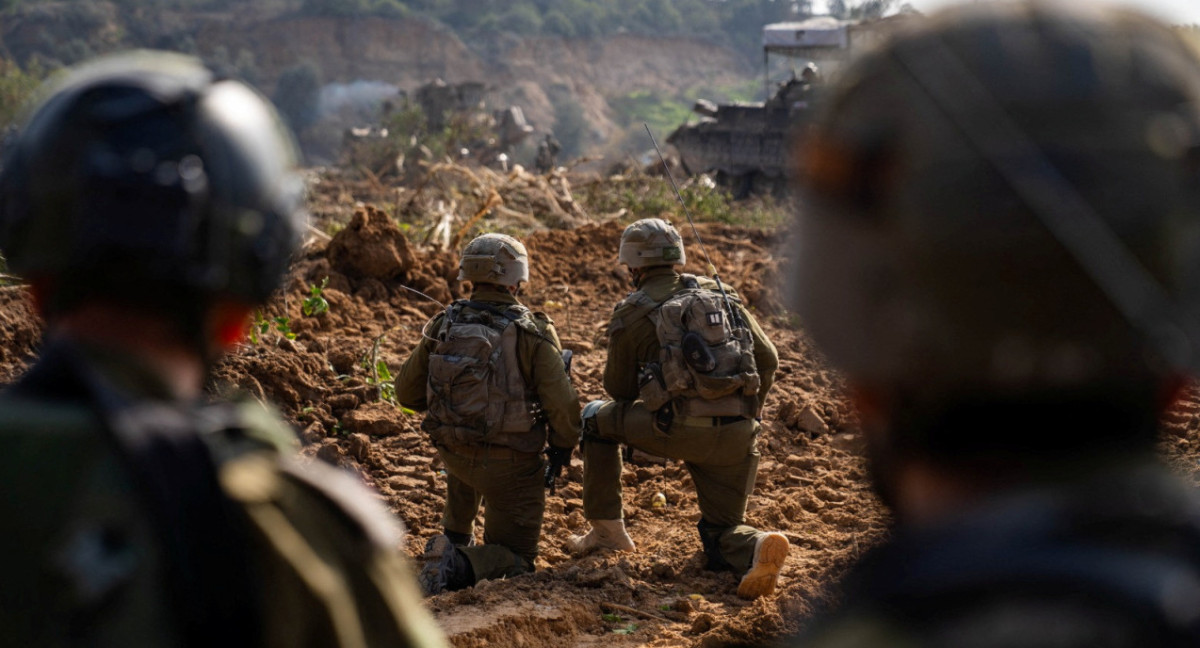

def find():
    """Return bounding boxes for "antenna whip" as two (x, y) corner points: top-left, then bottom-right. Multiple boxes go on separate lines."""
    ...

(643, 123), (745, 328)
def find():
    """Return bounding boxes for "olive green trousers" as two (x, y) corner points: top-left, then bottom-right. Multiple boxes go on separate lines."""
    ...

(438, 445), (545, 583)
(584, 400), (764, 573)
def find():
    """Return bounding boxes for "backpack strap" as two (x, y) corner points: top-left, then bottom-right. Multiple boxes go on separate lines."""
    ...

(13, 341), (261, 648)
(461, 300), (526, 322)
(609, 290), (661, 335)
(459, 299), (560, 346)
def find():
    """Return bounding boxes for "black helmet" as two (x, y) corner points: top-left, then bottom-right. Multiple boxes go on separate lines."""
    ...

(0, 50), (305, 313)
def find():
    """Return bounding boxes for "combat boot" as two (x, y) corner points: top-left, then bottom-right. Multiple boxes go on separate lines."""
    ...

(736, 532), (789, 599)
(419, 534), (474, 596)
(566, 519), (636, 553)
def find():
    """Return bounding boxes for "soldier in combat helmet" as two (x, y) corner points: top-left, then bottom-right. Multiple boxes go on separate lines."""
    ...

(568, 218), (788, 599)
(789, 2), (1200, 646)
(0, 51), (445, 647)
(396, 233), (580, 596)
(535, 133), (561, 174)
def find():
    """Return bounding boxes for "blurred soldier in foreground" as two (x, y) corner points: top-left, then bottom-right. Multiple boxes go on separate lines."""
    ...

(0, 52), (445, 647)
(790, 2), (1200, 645)
(396, 233), (580, 596)
(569, 218), (786, 599)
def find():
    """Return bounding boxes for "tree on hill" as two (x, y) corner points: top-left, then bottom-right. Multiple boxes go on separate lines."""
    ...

(1, 0), (819, 65)
(0, 59), (47, 130)
(272, 61), (322, 133)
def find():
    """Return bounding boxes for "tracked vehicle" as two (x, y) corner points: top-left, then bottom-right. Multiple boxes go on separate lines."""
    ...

(667, 17), (891, 195)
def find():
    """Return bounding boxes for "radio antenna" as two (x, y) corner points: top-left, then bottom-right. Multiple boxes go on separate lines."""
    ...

(643, 123), (744, 328)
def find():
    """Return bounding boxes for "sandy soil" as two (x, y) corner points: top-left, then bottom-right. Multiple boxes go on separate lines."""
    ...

(2, 170), (1198, 647)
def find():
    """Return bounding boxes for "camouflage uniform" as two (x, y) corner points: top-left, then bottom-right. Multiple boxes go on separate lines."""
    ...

(396, 286), (581, 584)
(786, 1), (1200, 645)
(0, 340), (446, 648)
(585, 266), (778, 573)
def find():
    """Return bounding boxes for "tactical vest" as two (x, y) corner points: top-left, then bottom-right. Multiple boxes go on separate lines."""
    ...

(626, 275), (760, 419)
(424, 300), (543, 453)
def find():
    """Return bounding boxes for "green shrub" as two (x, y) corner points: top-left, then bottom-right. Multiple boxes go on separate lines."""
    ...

(273, 61), (322, 132)
(0, 58), (47, 130)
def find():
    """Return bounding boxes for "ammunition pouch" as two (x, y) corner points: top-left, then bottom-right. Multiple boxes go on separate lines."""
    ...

(637, 361), (672, 412)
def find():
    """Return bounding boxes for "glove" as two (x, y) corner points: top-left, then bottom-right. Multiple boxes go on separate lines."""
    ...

(544, 445), (573, 494)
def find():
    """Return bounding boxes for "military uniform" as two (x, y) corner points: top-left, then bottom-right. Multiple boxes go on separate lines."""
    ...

(0, 339), (446, 648)
(396, 286), (581, 583)
(585, 266), (778, 573)
(793, 460), (1200, 648)
(785, 1), (1200, 645)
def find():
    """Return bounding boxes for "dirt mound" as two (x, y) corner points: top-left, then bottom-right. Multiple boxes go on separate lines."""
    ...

(327, 205), (417, 280)
(0, 286), (41, 385)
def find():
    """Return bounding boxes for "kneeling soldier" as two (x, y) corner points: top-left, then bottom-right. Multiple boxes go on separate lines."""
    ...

(570, 218), (788, 599)
(396, 233), (580, 595)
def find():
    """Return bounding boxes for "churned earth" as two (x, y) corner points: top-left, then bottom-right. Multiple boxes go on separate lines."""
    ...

(1, 166), (1198, 647)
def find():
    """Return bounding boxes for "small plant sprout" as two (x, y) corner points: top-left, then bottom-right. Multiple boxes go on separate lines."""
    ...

(374, 359), (398, 404)
(273, 316), (296, 340)
(248, 310), (269, 345)
(303, 276), (330, 316)
(362, 334), (397, 404)
(247, 311), (296, 344)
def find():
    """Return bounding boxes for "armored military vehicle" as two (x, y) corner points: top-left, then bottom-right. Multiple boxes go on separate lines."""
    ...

(666, 17), (863, 195)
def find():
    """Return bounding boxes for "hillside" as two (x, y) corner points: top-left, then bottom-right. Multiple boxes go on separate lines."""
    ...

(1, 3), (756, 160)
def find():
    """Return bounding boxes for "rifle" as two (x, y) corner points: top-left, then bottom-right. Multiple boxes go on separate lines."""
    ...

(643, 123), (746, 330)
(543, 348), (574, 494)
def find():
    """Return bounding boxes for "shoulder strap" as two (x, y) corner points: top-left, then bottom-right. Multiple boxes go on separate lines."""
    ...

(609, 289), (662, 335)
(461, 299), (528, 322)
(14, 342), (261, 648)
(458, 299), (559, 345)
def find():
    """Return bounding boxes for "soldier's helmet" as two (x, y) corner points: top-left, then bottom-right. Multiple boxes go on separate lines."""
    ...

(0, 51), (305, 314)
(792, 1), (1200, 397)
(458, 233), (529, 287)
(619, 218), (685, 268)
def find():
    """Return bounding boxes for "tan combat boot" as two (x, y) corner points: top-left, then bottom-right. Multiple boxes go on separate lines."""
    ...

(566, 519), (636, 553)
(736, 532), (789, 599)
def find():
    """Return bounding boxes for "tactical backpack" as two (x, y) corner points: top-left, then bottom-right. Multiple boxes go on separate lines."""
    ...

(635, 275), (760, 419)
(424, 301), (542, 452)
